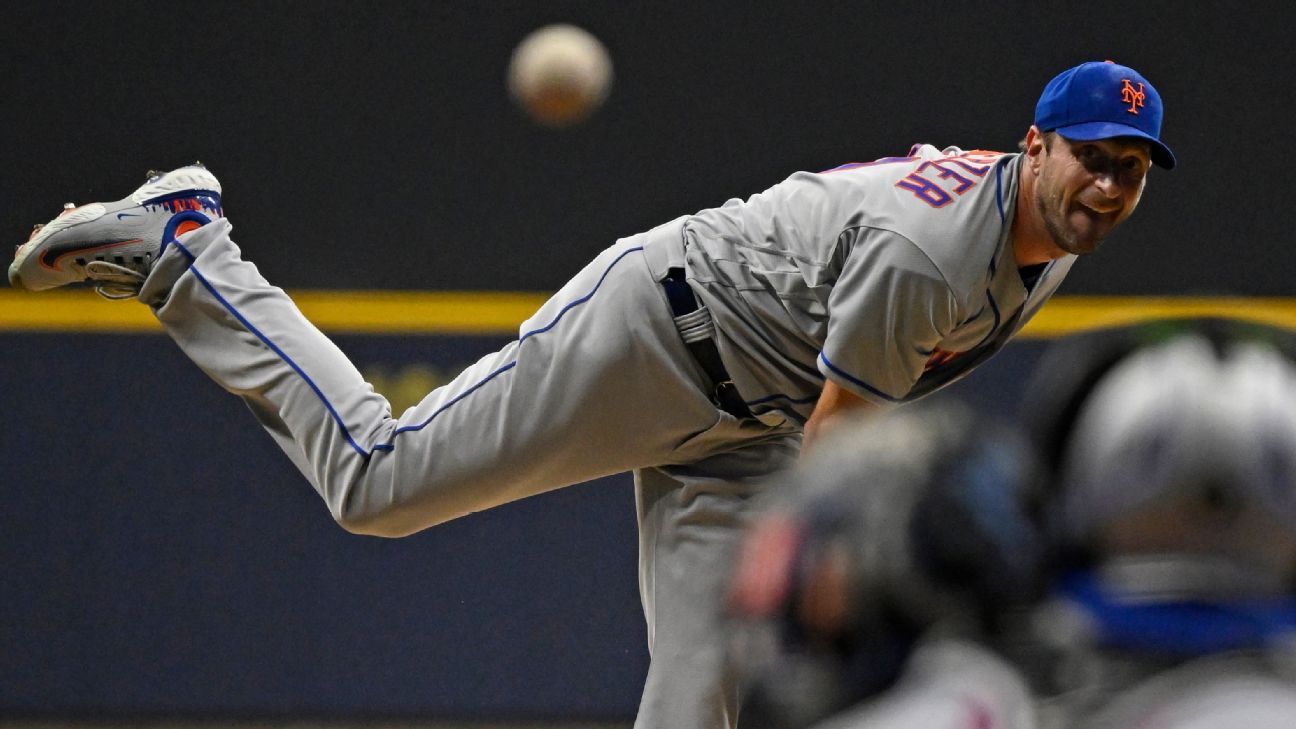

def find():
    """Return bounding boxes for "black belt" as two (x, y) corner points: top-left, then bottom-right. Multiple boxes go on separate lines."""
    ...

(661, 268), (753, 420)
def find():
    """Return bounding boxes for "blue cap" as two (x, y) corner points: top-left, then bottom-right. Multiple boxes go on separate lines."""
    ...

(1035, 61), (1175, 170)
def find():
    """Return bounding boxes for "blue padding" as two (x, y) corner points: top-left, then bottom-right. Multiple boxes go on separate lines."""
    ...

(1058, 570), (1296, 656)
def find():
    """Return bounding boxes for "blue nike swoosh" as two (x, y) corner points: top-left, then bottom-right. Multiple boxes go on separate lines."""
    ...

(116, 212), (142, 220)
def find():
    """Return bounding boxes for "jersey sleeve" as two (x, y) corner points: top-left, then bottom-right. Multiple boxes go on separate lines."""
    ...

(817, 230), (961, 404)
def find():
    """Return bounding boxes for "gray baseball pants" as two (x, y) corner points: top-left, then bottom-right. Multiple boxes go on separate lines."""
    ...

(139, 218), (801, 729)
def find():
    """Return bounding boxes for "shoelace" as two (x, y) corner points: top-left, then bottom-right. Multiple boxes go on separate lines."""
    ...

(84, 260), (146, 300)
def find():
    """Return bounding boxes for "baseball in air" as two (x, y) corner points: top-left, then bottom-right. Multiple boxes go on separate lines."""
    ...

(508, 24), (613, 128)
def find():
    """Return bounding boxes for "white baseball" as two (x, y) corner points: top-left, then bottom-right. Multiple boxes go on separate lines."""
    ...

(508, 24), (613, 127)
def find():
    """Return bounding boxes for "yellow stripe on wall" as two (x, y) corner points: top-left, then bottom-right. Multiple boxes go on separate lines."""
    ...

(1017, 297), (1296, 338)
(0, 289), (549, 335)
(1, 289), (1293, 337)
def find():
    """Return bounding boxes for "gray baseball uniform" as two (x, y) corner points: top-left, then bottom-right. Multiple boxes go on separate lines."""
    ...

(137, 143), (1067, 729)
(1053, 653), (1296, 729)
(806, 644), (1296, 729)
(683, 144), (1072, 426)
(809, 640), (1037, 729)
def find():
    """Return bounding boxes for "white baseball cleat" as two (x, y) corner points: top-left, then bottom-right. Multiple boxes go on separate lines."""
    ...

(9, 165), (222, 298)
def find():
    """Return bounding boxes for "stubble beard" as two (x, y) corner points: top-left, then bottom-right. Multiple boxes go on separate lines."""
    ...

(1036, 189), (1104, 256)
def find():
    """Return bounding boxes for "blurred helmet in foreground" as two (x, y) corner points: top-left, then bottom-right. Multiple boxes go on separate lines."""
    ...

(1026, 318), (1296, 600)
(726, 403), (1044, 728)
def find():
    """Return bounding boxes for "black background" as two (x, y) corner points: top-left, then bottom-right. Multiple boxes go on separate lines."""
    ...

(2, 1), (1291, 295)
(4, 3), (1292, 719)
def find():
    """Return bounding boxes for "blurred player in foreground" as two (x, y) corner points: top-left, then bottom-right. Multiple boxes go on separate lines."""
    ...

(726, 319), (1296, 728)
(9, 60), (1172, 728)
(1022, 319), (1296, 728)
(725, 403), (1045, 729)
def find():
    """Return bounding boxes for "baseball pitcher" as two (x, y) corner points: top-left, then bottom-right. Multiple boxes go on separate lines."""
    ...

(9, 60), (1173, 728)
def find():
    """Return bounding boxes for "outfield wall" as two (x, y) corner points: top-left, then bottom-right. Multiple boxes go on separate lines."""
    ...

(5, 293), (1290, 721)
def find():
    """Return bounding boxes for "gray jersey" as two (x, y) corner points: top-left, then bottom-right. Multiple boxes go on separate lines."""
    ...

(1043, 652), (1296, 729)
(682, 145), (1074, 424)
(810, 639), (1036, 729)
(810, 644), (1296, 729)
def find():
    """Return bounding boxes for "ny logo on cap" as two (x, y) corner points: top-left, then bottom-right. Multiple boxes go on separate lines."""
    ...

(1120, 79), (1146, 115)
